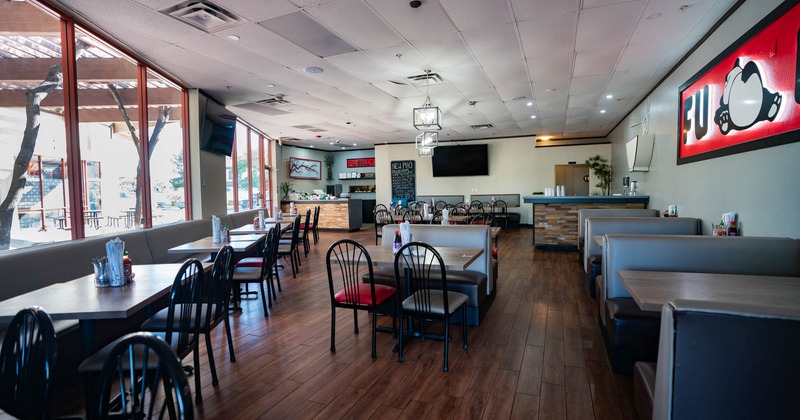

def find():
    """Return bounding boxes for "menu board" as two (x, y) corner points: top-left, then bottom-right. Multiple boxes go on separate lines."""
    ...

(391, 160), (416, 203)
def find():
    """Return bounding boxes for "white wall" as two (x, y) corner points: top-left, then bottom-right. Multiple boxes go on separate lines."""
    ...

(375, 137), (611, 224)
(606, 0), (800, 238)
(328, 149), (377, 200)
(276, 145), (328, 195)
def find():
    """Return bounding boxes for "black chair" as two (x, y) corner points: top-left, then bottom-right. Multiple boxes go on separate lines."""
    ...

(0, 306), (57, 420)
(469, 200), (483, 214)
(311, 205), (320, 244)
(277, 215), (302, 277)
(430, 210), (443, 225)
(434, 201), (447, 211)
(373, 203), (388, 213)
(408, 201), (423, 212)
(142, 246), (237, 387)
(232, 228), (278, 316)
(401, 209), (422, 223)
(394, 242), (468, 372)
(326, 239), (397, 359)
(300, 209), (312, 257)
(94, 332), (193, 420)
(374, 209), (394, 245)
(492, 199), (508, 229)
(82, 259), (205, 404)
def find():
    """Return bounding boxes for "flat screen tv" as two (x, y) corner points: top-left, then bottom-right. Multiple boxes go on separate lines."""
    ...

(431, 144), (488, 177)
(199, 95), (236, 156)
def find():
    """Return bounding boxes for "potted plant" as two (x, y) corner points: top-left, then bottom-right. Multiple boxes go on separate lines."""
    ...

(324, 154), (335, 180)
(279, 180), (292, 200)
(586, 154), (613, 196)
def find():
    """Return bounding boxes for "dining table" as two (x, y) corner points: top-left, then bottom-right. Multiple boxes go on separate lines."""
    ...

(362, 245), (484, 271)
(618, 270), (800, 315)
(167, 234), (264, 255)
(0, 263), (212, 357)
(230, 222), (291, 235)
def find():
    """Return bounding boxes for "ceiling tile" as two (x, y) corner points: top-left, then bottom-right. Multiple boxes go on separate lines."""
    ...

(569, 75), (609, 96)
(439, 0), (514, 31)
(573, 49), (621, 77)
(482, 60), (531, 87)
(181, 35), (283, 74)
(511, 0), (579, 21)
(365, 43), (429, 78)
(413, 32), (477, 70)
(528, 53), (573, 84)
(462, 23), (522, 65)
(305, 0), (404, 50)
(575, 1), (645, 51)
(366, 0), (459, 42)
(216, 23), (319, 68)
(324, 51), (396, 83)
(518, 12), (577, 58)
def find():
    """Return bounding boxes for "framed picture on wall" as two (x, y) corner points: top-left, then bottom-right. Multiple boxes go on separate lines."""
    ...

(289, 157), (321, 180)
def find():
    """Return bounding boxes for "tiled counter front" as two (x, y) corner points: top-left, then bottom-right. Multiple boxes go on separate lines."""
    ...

(523, 196), (649, 249)
(281, 199), (362, 231)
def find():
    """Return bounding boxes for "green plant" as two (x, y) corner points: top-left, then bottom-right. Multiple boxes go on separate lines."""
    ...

(585, 154), (613, 195)
(323, 154), (335, 179)
(279, 180), (292, 198)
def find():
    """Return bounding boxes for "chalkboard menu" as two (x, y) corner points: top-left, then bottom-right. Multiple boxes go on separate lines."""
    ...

(391, 160), (416, 203)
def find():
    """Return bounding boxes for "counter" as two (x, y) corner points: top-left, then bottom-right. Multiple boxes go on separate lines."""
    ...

(523, 195), (650, 250)
(281, 198), (362, 231)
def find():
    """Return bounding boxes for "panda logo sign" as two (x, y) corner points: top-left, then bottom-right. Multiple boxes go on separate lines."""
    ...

(713, 58), (783, 135)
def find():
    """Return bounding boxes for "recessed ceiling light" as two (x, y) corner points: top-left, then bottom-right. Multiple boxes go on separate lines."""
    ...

(226, 34), (241, 41)
(600, 109), (607, 113)
(530, 115), (537, 119)
(304, 66), (324, 74)
(310, 145), (315, 148)
(329, 142), (334, 145)
(341, 147), (345, 150)
(266, 83), (276, 88)
(605, 94), (613, 99)
(646, 12), (662, 20)
(545, 88), (556, 92)
(526, 101), (533, 107)
(539, 136), (550, 141)
(512, 96), (527, 101)
(352, 143), (357, 146)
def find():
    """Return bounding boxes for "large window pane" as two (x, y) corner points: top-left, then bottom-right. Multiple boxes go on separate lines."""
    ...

(0, 1), (70, 250)
(147, 70), (185, 226)
(75, 27), (141, 236)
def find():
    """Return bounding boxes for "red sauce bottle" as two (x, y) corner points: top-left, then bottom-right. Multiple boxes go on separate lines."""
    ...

(123, 251), (133, 283)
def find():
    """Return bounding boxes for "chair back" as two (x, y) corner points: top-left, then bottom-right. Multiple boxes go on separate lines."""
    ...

(96, 332), (193, 419)
(287, 215), (302, 250)
(0, 306), (57, 420)
(261, 227), (280, 279)
(430, 211), (443, 225)
(452, 206), (467, 216)
(469, 200), (483, 214)
(313, 206), (320, 227)
(301, 209), (311, 239)
(374, 209), (393, 244)
(402, 209), (422, 223)
(374, 203), (388, 213)
(326, 239), (376, 306)
(165, 259), (204, 357)
(409, 201), (423, 212)
(206, 246), (234, 327)
(394, 242), (448, 314)
(434, 201), (447, 210)
(492, 200), (507, 215)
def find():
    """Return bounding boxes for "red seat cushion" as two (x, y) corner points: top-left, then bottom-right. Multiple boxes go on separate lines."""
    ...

(334, 283), (396, 306)
(235, 257), (262, 268)
(491, 247), (498, 257)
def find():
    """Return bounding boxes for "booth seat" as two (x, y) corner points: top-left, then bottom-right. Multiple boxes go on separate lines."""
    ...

(635, 300), (800, 420)
(584, 217), (700, 297)
(598, 234), (800, 373)
(371, 224), (495, 326)
(577, 208), (659, 260)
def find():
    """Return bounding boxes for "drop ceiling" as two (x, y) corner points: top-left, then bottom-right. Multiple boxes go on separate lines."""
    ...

(49, 0), (737, 150)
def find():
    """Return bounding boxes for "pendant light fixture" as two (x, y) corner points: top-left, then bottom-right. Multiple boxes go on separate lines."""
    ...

(413, 69), (442, 131)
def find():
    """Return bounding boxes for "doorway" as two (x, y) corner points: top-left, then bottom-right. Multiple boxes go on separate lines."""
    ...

(555, 164), (590, 196)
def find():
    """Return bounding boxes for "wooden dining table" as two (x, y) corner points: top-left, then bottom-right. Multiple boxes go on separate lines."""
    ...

(0, 263), (212, 356)
(230, 222), (291, 235)
(167, 235), (264, 254)
(618, 270), (800, 314)
(362, 245), (484, 271)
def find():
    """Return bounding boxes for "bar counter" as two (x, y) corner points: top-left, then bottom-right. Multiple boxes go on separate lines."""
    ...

(281, 198), (362, 231)
(523, 195), (650, 249)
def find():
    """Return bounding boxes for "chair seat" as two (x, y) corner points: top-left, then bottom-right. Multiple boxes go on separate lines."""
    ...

(235, 257), (262, 268)
(402, 289), (468, 316)
(141, 304), (216, 332)
(232, 266), (262, 281)
(78, 332), (184, 373)
(334, 283), (396, 306)
(633, 361), (656, 420)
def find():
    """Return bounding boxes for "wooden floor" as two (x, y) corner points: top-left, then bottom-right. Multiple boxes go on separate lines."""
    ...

(185, 227), (636, 419)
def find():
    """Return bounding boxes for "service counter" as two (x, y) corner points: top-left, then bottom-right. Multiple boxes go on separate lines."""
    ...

(281, 198), (362, 231)
(523, 195), (650, 250)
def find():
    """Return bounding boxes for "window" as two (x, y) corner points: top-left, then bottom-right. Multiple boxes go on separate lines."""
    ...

(226, 124), (271, 214)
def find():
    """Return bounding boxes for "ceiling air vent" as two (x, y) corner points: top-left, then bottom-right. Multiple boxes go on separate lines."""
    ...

(397, 72), (445, 87)
(471, 124), (493, 130)
(254, 95), (290, 107)
(161, 1), (241, 33)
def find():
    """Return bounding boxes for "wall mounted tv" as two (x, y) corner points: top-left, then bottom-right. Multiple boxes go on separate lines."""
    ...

(431, 144), (489, 177)
(199, 95), (236, 156)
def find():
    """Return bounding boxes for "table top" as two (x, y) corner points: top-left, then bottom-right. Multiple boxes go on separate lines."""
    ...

(230, 222), (290, 235)
(593, 235), (604, 247)
(0, 263), (211, 323)
(618, 270), (800, 314)
(167, 235), (263, 254)
(363, 246), (483, 271)
(490, 226), (501, 239)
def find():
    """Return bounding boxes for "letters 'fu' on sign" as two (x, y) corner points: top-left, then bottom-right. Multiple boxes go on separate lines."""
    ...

(678, 0), (800, 164)
(391, 160), (415, 204)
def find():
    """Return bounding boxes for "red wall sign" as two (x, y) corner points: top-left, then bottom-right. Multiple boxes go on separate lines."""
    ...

(678, 0), (800, 164)
(347, 157), (375, 168)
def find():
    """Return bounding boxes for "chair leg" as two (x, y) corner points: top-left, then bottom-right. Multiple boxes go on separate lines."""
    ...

(443, 317), (450, 372)
(330, 306), (337, 353)
(205, 332), (219, 386)
(353, 308), (359, 334)
(391, 296), (397, 338)
(397, 312), (404, 363)
(258, 281), (269, 317)
(224, 315), (236, 362)
(462, 306), (468, 350)
(371, 306), (378, 359)
(265, 273), (274, 307)
(194, 343), (203, 403)
(274, 268), (282, 292)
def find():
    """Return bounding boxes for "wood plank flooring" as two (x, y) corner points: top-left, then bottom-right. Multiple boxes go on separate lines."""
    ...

(184, 227), (636, 419)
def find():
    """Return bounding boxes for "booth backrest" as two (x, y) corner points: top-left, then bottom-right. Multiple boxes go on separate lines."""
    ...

(381, 224), (493, 294)
(144, 219), (210, 264)
(578, 208), (660, 245)
(653, 300), (800, 420)
(600, 235), (800, 324)
(585, 217), (699, 272)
